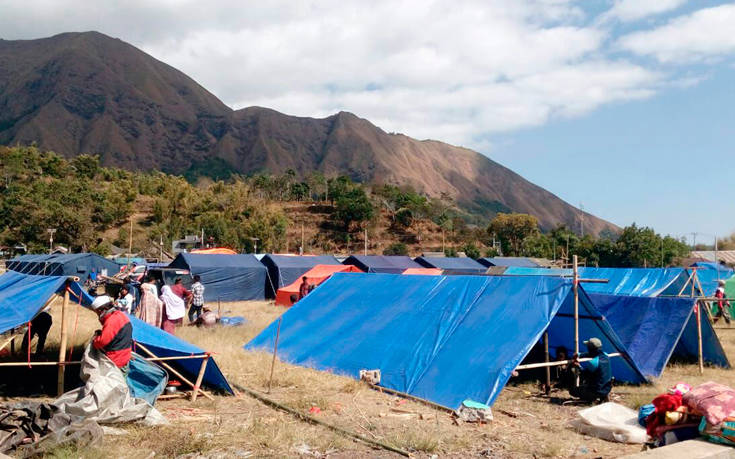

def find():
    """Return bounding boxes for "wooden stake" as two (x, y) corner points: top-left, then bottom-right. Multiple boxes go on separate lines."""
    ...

(134, 342), (214, 401)
(697, 302), (704, 375)
(267, 317), (283, 393)
(191, 354), (210, 402)
(57, 286), (70, 396)
(543, 332), (550, 395)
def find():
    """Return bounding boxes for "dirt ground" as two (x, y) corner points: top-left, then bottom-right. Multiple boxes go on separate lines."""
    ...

(2, 297), (734, 458)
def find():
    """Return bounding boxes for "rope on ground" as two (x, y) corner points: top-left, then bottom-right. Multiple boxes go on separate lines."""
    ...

(231, 382), (410, 457)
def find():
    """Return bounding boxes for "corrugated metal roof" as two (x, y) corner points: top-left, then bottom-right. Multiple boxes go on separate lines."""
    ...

(691, 250), (735, 264)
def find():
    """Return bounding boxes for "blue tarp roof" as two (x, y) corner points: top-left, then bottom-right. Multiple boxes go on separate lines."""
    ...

(414, 257), (486, 273)
(478, 257), (540, 268)
(588, 293), (730, 378)
(245, 273), (645, 409)
(695, 267), (734, 297)
(7, 253), (120, 278)
(169, 253), (267, 302)
(0, 271), (231, 394)
(503, 267), (692, 297)
(260, 255), (341, 297)
(342, 255), (422, 274)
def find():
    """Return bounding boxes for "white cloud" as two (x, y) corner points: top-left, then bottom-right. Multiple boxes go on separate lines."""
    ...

(600, 0), (688, 23)
(618, 4), (735, 62)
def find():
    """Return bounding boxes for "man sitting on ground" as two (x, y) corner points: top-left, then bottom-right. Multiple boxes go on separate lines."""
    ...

(570, 337), (612, 403)
(91, 295), (133, 375)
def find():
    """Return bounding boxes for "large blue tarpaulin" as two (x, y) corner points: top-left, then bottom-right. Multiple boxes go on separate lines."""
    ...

(169, 253), (266, 302)
(588, 293), (730, 378)
(260, 255), (341, 298)
(478, 257), (540, 268)
(414, 257), (486, 274)
(342, 255), (421, 274)
(245, 273), (644, 409)
(694, 266), (734, 297)
(7, 253), (120, 278)
(504, 267), (692, 297)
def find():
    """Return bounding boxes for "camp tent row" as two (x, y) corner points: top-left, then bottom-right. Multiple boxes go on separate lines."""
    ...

(0, 270), (232, 397)
(6, 253), (120, 278)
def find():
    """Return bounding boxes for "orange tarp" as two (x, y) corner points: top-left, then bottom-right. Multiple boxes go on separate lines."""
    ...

(276, 264), (363, 306)
(190, 247), (238, 255)
(402, 268), (443, 275)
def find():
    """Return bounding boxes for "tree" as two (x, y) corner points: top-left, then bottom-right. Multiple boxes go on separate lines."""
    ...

(488, 213), (539, 256)
(383, 242), (408, 256)
(71, 154), (100, 179)
(461, 242), (481, 259)
(333, 187), (374, 230)
(616, 224), (660, 267)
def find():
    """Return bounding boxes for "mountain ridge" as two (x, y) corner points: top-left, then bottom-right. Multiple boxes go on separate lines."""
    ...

(0, 31), (617, 234)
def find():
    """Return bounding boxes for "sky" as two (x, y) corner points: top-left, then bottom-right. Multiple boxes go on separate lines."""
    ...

(1, 0), (734, 240)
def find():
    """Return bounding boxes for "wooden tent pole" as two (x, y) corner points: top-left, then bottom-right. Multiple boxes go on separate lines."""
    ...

(191, 354), (210, 402)
(56, 286), (70, 396)
(134, 342), (214, 401)
(697, 302), (704, 375)
(677, 270), (695, 297)
(516, 353), (622, 371)
(267, 317), (283, 393)
(543, 332), (550, 395)
(573, 255), (579, 357)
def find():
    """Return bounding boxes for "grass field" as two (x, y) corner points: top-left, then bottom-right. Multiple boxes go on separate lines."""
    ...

(3, 297), (734, 458)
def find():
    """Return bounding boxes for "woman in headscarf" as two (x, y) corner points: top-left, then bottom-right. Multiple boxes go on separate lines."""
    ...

(160, 284), (186, 334)
(137, 276), (163, 328)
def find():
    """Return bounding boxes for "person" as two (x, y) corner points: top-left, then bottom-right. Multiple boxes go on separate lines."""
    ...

(160, 285), (185, 334)
(138, 276), (163, 327)
(125, 280), (140, 314)
(171, 278), (192, 302)
(553, 346), (575, 390)
(21, 307), (53, 356)
(90, 295), (133, 375)
(569, 337), (612, 403)
(298, 276), (310, 301)
(189, 307), (219, 327)
(115, 285), (134, 314)
(188, 275), (205, 323)
(713, 280), (732, 325)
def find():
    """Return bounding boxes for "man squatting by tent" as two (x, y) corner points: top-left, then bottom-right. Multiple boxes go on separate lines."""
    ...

(90, 295), (133, 375)
(570, 337), (612, 403)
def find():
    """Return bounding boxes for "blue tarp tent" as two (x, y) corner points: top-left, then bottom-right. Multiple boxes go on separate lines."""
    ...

(0, 271), (232, 394)
(504, 267), (694, 297)
(342, 255), (422, 274)
(7, 253), (120, 278)
(260, 255), (341, 297)
(588, 293), (730, 378)
(245, 273), (645, 409)
(694, 265), (734, 297)
(414, 257), (486, 274)
(169, 253), (266, 302)
(478, 257), (540, 268)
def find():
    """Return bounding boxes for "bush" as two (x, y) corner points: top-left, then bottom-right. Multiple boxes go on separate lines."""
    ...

(383, 242), (408, 256)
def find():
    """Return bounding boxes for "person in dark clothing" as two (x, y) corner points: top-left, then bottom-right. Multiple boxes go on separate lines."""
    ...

(298, 276), (310, 300)
(553, 346), (575, 390)
(569, 337), (612, 403)
(90, 295), (133, 375)
(21, 309), (53, 356)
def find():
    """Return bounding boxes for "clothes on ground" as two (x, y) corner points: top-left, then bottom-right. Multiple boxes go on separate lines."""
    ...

(93, 309), (132, 368)
(21, 310), (53, 356)
(137, 282), (162, 328)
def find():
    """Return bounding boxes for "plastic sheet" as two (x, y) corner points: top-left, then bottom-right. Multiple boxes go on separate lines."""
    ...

(569, 402), (647, 444)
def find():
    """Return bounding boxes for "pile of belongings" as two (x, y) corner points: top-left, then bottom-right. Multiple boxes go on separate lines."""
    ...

(638, 381), (735, 447)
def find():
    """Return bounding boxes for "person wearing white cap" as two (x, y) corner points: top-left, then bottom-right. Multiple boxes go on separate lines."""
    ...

(90, 295), (133, 373)
(569, 337), (612, 403)
(713, 280), (731, 325)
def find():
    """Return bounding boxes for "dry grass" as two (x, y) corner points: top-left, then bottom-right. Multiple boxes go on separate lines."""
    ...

(4, 297), (734, 458)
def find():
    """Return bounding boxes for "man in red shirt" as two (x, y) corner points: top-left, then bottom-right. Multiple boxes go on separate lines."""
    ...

(171, 278), (192, 303)
(91, 295), (133, 374)
(713, 280), (732, 324)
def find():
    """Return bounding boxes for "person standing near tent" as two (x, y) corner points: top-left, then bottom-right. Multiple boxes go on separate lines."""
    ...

(570, 337), (612, 403)
(160, 285), (185, 334)
(20, 306), (52, 357)
(298, 276), (310, 301)
(115, 285), (134, 314)
(713, 280), (732, 325)
(171, 278), (192, 303)
(138, 276), (163, 328)
(188, 275), (205, 323)
(90, 295), (133, 374)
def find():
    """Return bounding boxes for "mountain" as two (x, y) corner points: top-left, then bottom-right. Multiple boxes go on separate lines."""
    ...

(0, 31), (617, 234)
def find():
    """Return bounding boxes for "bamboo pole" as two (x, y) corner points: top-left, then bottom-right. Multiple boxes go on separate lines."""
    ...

(56, 286), (70, 396)
(573, 255), (579, 357)
(267, 317), (283, 393)
(697, 302), (704, 375)
(134, 342), (214, 401)
(368, 382), (453, 413)
(0, 354), (208, 367)
(190, 354), (210, 402)
(677, 270), (696, 296)
(516, 353), (622, 371)
(543, 332), (550, 395)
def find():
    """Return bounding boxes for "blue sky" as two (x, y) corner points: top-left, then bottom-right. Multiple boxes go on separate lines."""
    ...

(1, 0), (734, 239)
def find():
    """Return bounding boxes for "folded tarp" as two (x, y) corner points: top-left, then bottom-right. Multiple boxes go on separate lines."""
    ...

(504, 267), (694, 297)
(588, 294), (730, 378)
(414, 257), (486, 274)
(275, 264), (363, 306)
(245, 273), (645, 409)
(478, 257), (540, 268)
(7, 253), (121, 278)
(168, 253), (267, 301)
(129, 315), (233, 394)
(342, 255), (422, 274)
(402, 268), (443, 275)
(261, 255), (342, 298)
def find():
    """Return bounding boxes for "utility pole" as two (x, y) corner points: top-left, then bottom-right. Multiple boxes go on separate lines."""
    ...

(301, 223), (305, 254)
(47, 228), (56, 254)
(364, 227), (368, 255)
(690, 232), (698, 249)
(250, 237), (260, 254)
(579, 203), (585, 237)
(159, 235), (163, 261)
